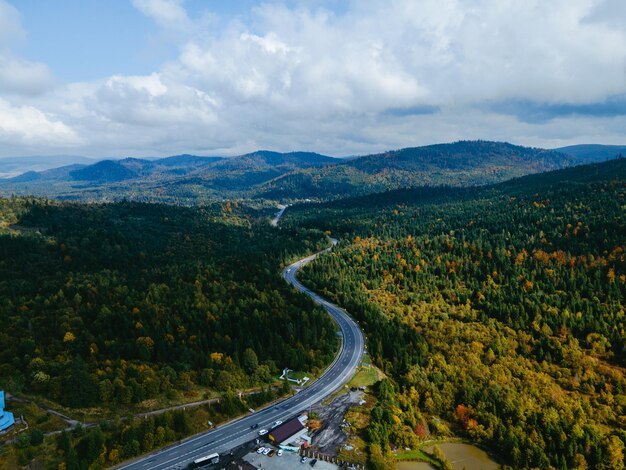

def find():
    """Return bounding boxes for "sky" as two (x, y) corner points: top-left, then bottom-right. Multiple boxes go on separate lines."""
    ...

(0, 0), (625, 158)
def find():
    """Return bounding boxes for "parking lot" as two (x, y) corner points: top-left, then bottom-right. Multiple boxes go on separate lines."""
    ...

(243, 447), (338, 470)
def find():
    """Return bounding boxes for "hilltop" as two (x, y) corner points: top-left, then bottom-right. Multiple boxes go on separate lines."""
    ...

(259, 141), (576, 199)
(556, 144), (626, 163)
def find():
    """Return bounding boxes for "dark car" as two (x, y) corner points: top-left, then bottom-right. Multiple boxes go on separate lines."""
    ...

(250, 423), (259, 429)
(310, 459), (317, 467)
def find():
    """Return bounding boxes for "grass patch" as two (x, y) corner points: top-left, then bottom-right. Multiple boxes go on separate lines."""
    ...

(349, 354), (385, 388)
(396, 449), (440, 464)
(323, 354), (384, 405)
(347, 369), (378, 390)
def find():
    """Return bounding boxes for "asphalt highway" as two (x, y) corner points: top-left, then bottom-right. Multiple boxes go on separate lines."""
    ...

(117, 238), (365, 470)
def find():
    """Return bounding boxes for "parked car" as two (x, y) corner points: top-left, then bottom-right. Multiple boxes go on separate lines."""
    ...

(273, 420), (283, 428)
(300, 456), (308, 463)
(256, 447), (265, 454)
(310, 458), (318, 467)
(263, 448), (271, 455)
(258, 429), (268, 436)
(277, 450), (283, 457)
(268, 450), (276, 457)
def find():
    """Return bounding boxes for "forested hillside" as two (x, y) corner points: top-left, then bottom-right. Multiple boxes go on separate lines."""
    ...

(257, 141), (577, 200)
(0, 151), (337, 204)
(286, 158), (626, 468)
(0, 199), (337, 409)
(557, 144), (626, 163)
(1, 141), (610, 204)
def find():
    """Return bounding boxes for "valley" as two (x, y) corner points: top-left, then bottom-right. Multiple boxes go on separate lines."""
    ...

(2, 2), (626, 468)
(0, 151), (624, 470)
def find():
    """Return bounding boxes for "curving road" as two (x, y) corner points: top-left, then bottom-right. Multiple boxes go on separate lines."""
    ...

(117, 238), (365, 470)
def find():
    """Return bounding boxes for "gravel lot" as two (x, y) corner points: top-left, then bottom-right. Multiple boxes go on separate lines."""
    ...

(244, 447), (338, 470)
(310, 390), (364, 454)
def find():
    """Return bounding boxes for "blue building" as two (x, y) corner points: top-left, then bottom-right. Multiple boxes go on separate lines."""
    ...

(0, 390), (15, 432)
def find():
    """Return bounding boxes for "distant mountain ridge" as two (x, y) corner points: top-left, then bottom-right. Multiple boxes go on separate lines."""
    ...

(4, 151), (335, 184)
(70, 160), (139, 183)
(0, 141), (618, 203)
(257, 141), (577, 199)
(0, 155), (96, 179)
(0, 150), (338, 202)
(555, 144), (626, 163)
(352, 141), (571, 171)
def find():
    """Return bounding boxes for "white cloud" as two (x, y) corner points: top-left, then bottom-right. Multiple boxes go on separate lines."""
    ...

(0, 0), (23, 47)
(240, 32), (291, 55)
(90, 74), (216, 127)
(0, 98), (79, 145)
(2, 0), (626, 157)
(106, 73), (168, 97)
(0, 52), (56, 95)
(0, 1), (56, 97)
(0, 2), (72, 150)
(131, 0), (190, 29)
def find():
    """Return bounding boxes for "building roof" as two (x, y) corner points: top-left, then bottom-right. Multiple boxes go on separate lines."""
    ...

(268, 417), (305, 444)
(0, 390), (15, 432)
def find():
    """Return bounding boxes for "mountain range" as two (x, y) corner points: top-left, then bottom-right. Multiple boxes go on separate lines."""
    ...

(0, 155), (97, 179)
(0, 141), (621, 203)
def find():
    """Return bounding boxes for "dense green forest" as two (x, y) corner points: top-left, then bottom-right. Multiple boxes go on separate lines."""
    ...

(287, 158), (626, 469)
(0, 198), (337, 409)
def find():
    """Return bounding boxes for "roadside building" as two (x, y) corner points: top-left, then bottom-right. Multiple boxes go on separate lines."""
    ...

(268, 416), (311, 447)
(0, 390), (15, 432)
